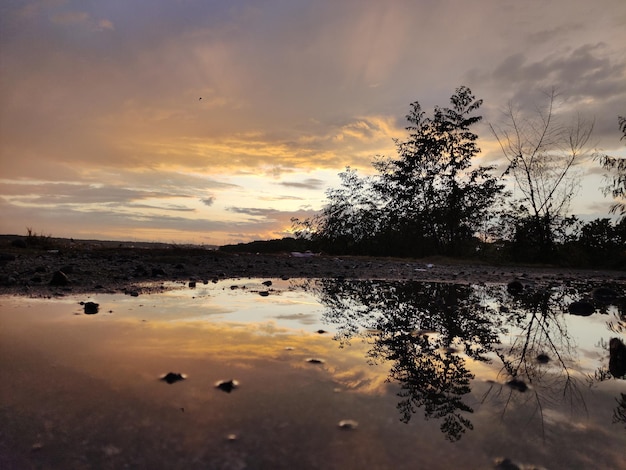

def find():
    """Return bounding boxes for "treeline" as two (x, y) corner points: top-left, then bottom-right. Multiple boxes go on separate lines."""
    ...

(291, 87), (626, 269)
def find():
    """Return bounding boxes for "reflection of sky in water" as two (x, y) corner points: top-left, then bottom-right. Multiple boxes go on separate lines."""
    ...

(120, 279), (331, 332)
(0, 280), (625, 469)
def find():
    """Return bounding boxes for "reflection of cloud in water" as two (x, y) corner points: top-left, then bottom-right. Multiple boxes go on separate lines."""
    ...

(272, 312), (319, 325)
(2, 279), (626, 469)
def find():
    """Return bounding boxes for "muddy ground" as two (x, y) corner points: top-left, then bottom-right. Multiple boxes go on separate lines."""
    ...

(0, 235), (624, 297)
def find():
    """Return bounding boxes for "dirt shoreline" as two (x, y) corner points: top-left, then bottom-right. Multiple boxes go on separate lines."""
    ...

(0, 236), (624, 297)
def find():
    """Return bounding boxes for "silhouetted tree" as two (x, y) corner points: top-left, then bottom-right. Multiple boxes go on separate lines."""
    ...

(294, 86), (504, 257)
(291, 168), (380, 254)
(573, 218), (626, 268)
(491, 89), (594, 261)
(596, 115), (626, 219)
(374, 86), (504, 256)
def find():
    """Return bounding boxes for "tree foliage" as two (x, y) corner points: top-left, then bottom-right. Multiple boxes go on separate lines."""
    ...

(292, 168), (379, 254)
(294, 86), (504, 257)
(373, 86), (504, 256)
(289, 87), (624, 268)
(597, 115), (626, 218)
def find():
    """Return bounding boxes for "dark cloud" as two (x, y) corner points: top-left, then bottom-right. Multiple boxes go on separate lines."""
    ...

(489, 44), (626, 105)
(1, 0), (624, 243)
(0, 182), (190, 205)
(473, 43), (626, 152)
(278, 178), (325, 190)
(125, 203), (195, 212)
(227, 207), (279, 217)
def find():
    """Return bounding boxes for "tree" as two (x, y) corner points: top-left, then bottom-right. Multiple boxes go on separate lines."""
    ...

(291, 167), (380, 254)
(373, 86), (504, 256)
(490, 89), (594, 260)
(596, 116), (626, 219)
(294, 86), (504, 258)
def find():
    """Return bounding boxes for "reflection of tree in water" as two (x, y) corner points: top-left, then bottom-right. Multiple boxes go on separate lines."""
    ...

(483, 283), (587, 439)
(312, 280), (501, 441)
(614, 393), (626, 428)
(309, 279), (604, 440)
(572, 283), (626, 432)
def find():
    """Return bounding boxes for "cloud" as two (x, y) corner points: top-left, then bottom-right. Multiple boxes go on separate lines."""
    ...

(278, 179), (325, 190)
(258, 195), (305, 202)
(1, 0), (625, 243)
(473, 43), (626, 146)
(227, 207), (280, 218)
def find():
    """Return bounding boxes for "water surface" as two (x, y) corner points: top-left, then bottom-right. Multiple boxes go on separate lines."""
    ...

(1, 278), (625, 469)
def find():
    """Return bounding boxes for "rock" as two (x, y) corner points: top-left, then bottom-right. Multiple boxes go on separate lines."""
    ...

(188, 280), (196, 288)
(494, 458), (521, 470)
(568, 301), (594, 316)
(536, 353), (550, 364)
(161, 372), (186, 384)
(215, 379), (239, 393)
(306, 358), (325, 364)
(262, 280), (272, 286)
(337, 419), (358, 430)
(609, 338), (626, 378)
(505, 378), (528, 392)
(506, 281), (524, 295)
(83, 301), (99, 314)
(258, 291), (269, 297)
(592, 287), (619, 303)
(49, 270), (69, 286)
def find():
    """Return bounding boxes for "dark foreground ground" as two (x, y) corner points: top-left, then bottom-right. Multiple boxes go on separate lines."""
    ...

(0, 235), (624, 297)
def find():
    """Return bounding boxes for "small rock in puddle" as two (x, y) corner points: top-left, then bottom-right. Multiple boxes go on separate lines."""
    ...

(592, 287), (619, 303)
(215, 379), (239, 393)
(82, 301), (99, 314)
(316, 329), (327, 334)
(262, 280), (272, 287)
(506, 280), (524, 295)
(338, 419), (358, 430)
(160, 372), (186, 384)
(568, 301), (594, 316)
(609, 337), (626, 378)
(505, 378), (528, 393)
(306, 358), (325, 364)
(494, 457), (521, 470)
(536, 353), (550, 364)
(258, 291), (270, 297)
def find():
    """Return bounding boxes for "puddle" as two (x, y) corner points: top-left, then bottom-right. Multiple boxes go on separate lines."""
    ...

(0, 278), (625, 469)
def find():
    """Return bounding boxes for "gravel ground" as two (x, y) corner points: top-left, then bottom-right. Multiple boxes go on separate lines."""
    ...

(0, 236), (624, 297)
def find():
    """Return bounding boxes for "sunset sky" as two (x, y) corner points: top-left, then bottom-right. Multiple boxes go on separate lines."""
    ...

(1, 0), (625, 245)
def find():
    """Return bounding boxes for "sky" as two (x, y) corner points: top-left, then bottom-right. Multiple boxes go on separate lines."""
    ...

(1, 0), (625, 246)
